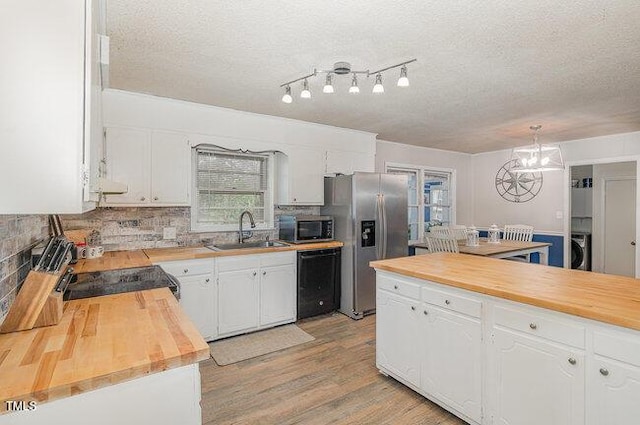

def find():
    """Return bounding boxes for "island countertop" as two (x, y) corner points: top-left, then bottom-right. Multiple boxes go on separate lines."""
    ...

(370, 252), (640, 331)
(0, 288), (210, 413)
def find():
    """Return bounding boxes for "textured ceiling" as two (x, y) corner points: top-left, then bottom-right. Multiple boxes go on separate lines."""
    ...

(106, 0), (640, 153)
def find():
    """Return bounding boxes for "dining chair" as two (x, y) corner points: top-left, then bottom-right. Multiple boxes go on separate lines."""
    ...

(428, 227), (452, 237)
(450, 225), (468, 241)
(503, 224), (534, 261)
(425, 234), (459, 253)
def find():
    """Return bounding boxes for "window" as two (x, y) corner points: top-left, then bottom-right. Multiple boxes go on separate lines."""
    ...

(192, 147), (274, 232)
(386, 163), (455, 243)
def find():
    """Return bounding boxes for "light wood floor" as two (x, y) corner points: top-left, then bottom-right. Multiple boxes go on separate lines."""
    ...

(200, 313), (467, 425)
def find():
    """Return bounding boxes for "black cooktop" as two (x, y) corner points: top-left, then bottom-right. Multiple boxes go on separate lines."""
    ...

(64, 265), (179, 301)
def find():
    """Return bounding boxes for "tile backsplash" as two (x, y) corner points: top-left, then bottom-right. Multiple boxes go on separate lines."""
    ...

(0, 215), (49, 324)
(61, 206), (319, 251)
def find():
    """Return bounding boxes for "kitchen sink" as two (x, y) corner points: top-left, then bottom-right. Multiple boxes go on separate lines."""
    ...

(207, 241), (290, 251)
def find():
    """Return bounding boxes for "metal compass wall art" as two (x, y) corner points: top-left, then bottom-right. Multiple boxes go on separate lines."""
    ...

(495, 159), (543, 203)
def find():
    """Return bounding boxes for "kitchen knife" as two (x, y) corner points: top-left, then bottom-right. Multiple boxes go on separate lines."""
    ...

(46, 238), (65, 272)
(34, 237), (56, 271)
(52, 241), (73, 273)
(55, 268), (74, 293)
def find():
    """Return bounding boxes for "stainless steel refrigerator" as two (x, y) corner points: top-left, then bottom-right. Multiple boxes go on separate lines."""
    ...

(321, 173), (408, 319)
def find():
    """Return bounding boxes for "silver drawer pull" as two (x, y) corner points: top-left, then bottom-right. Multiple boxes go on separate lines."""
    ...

(252, 271), (257, 276)
(183, 269), (189, 274)
(444, 299), (451, 305)
(411, 306), (416, 311)
(568, 358), (576, 365)
(600, 368), (609, 376)
(263, 271), (266, 276)
(423, 310), (428, 315)
(205, 278), (210, 283)
(529, 323), (538, 330)
(394, 285), (398, 290)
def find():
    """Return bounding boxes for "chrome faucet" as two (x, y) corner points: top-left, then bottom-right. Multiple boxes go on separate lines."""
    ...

(238, 210), (256, 243)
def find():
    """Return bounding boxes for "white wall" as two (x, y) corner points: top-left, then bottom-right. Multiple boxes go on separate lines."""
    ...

(375, 140), (474, 226)
(103, 89), (377, 156)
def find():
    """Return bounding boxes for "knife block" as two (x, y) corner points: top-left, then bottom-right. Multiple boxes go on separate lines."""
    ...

(0, 270), (65, 334)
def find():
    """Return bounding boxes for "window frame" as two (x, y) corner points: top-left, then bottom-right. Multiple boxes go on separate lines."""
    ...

(385, 162), (457, 244)
(190, 147), (275, 233)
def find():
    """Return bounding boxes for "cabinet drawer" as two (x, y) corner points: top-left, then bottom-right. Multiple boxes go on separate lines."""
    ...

(260, 251), (295, 267)
(158, 259), (214, 277)
(494, 304), (585, 349)
(377, 274), (421, 300)
(594, 330), (640, 367)
(421, 286), (481, 318)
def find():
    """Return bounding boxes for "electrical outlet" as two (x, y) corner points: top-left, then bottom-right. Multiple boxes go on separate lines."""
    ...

(163, 227), (177, 240)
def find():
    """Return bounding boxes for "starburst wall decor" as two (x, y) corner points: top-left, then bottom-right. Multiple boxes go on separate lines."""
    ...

(495, 159), (543, 203)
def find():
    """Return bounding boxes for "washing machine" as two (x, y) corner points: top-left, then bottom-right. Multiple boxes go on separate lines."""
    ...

(571, 233), (591, 270)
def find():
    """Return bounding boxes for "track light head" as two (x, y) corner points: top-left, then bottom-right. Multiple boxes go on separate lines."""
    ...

(300, 79), (311, 99)
(372, 73), (384, 94)
(397, 65), (409, 87)
(281, 85), (293, 103)
(323, 74), (334, 93)
(349, 74), (360, 94)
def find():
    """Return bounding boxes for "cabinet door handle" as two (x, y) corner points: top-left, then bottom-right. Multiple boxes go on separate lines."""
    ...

(205, 278), (210, 283)
(183, 269), (189, 274)
(423, 310), (428, 315)
(444, 299), (451, 305)
(529, 323), (538, 330)
(568, 357), (576, 365)
(600, 368), (609, 376)
(140, 197), (146, 201)
(394, 285), (398, 290)
(411, 306), (416, 311)
(153, 196), (159, 201)
(252, 271), (257, 276)
(262, 271), (266, 276)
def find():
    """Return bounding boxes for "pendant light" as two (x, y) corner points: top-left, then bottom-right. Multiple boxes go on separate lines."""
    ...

(510, 125), (564, 172)
(372, 73), (384, 94)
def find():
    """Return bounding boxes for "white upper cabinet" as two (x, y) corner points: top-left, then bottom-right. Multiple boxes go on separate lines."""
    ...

(275, 149), (325, 205)
(0, 0), (104, 213)
(571, 188), (593, 218)
(102, 128), (191, 206)
(325, 150), (375, 176)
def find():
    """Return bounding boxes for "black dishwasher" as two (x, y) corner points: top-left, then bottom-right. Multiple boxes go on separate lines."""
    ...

(297, 247), (341, 320)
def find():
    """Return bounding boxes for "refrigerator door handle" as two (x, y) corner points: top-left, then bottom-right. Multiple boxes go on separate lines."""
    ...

(381, 194), (388, 259)
(375, 194), (383, 260)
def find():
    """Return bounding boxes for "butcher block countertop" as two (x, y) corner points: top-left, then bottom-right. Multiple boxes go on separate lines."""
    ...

(144, 240), (344, 263)
(370, 252), (640, 331)
(72, 249), (152, 273)
(0, 288), (210, 413)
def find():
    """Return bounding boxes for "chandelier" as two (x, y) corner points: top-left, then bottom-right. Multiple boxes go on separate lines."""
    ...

(280, 59), (417, 103)
(510, 125), (564, 173)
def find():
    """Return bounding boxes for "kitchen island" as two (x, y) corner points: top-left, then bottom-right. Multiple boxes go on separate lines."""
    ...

(370, 253), (640, 425)
(0, 287), (210, 424)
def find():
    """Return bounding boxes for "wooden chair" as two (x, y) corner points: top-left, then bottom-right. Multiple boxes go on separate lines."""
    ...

(425, 234), (459, 253)
(503, 224), (534, 261)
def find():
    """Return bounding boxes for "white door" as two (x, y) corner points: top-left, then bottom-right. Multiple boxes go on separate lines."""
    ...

(218, 269), (259, 336)
(104, 127), (151, 204)
(289, 149), (325, 205)
(150, 131), (191, 205)
(604, 178), (636, 277)
(492, 328), (585, 425)
(179, 274), (216, 341)
(259, 264), (296, 327)
(422, 305), (482, 423)
(588, 357), (640, 425)
(376, 290), (421, 387)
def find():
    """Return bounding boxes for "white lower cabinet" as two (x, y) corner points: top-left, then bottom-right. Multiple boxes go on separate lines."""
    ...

(218, 268), (260, 337)
(157, 259), (217, 341)
(259, 264), (296, 327)
(374, 270), (640, 425)
(376, 289), (421, 387)
(492, 327), (585, 425)
(422, 305), (482, 423)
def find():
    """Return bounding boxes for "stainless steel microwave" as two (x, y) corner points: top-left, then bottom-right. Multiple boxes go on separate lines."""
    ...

(278, 215), (334, 243)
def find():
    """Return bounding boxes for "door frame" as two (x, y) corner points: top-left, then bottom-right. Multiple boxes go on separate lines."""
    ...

(563, 156), (640, 277)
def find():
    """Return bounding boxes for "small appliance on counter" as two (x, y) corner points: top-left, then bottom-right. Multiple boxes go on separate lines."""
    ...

(279, 215), (334, 243)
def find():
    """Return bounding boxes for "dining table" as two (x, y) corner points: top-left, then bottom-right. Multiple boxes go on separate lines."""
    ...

(413, 238), (552, 265)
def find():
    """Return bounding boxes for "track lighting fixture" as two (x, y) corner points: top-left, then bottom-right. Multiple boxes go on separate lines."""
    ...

(280, 58), (416, 103)
(397, 65), (409, 87)
(372, 74), (384, 94)
(300, 79), (311, 99)
(281, 85), (292, 104)
(349, 74), (360, 94)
